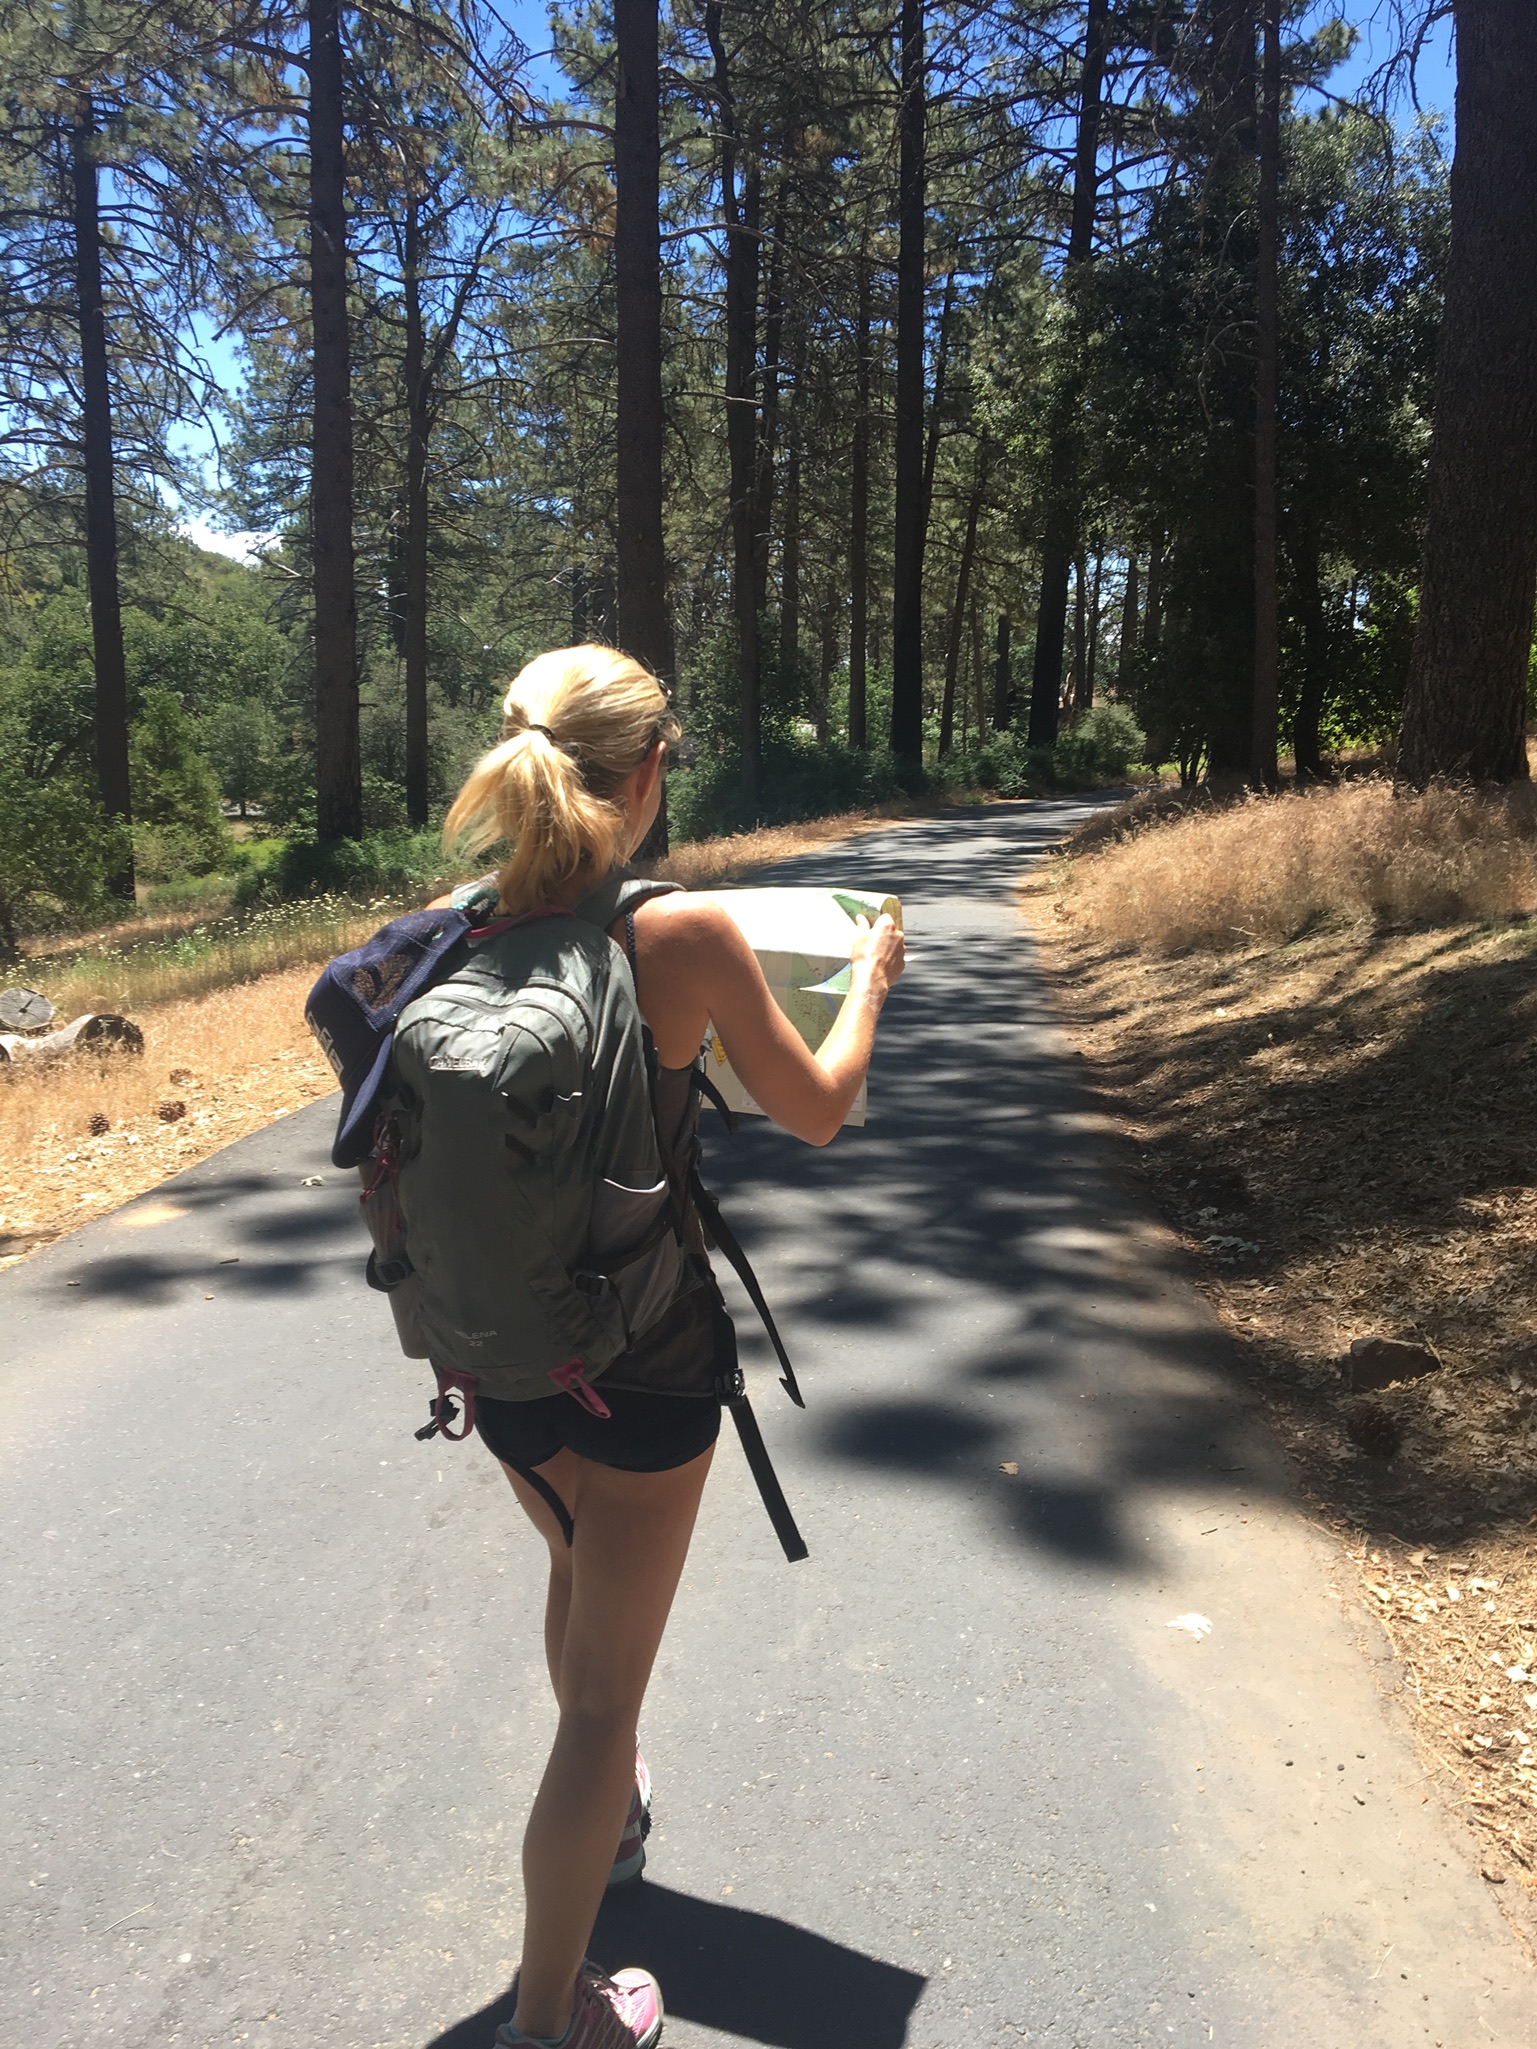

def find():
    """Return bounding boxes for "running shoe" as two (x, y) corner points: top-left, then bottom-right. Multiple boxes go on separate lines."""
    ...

(607, 1750), (652, 1888)
(494, 1962), (663, 2048)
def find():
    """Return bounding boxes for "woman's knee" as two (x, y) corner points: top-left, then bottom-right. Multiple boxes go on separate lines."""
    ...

(554, 1695), (644, 1747)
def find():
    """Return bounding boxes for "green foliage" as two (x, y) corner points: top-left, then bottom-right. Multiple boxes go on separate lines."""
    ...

(129, 687), (227, 876)
(933, 704), (1144, 800)
(204, 699), (282, 816)
(0, 662), (129, 958)
(234, 826), (459, 907)
(1054, 704), (1146, 781)
(668, 738), (913, 841)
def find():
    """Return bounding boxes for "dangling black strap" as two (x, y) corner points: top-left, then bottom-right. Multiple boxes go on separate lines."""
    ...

(727, 1395), (808, 1562)
(689, 1167), (805, 1409)
(694, 1065), (738, 1132)
(513, 1463), (576, 1548)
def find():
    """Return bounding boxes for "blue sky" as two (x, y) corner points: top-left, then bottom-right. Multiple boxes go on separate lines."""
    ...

(183, 2), (1457, 558)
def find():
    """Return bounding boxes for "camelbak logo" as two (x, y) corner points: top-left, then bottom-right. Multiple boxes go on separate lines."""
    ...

(429, 1052), (491, 1073)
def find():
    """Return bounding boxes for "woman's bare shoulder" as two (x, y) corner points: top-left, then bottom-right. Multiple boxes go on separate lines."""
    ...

(634, 889), (742, 956)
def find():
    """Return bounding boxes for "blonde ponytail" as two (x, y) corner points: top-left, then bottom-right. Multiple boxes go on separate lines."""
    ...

(442, 645), (679, 914)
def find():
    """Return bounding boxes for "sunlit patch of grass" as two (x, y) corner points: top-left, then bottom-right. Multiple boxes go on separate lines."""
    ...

(20, 895), (407, 1019)
(1051, 777), (1537, 954)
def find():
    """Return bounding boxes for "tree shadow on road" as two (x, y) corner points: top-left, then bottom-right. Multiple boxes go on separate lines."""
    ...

(699, 800), (1274, 1573)
(425, 1884), (926, 2049)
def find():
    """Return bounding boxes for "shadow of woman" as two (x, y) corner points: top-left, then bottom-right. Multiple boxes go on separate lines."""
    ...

(424, 1883), (928, 2049)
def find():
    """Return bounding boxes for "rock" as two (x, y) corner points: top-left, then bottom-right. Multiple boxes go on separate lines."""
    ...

(1345, 1335), (1441, 1392)
(0, 987), (56, 1033)
(1481, 1862), (1507, 1884)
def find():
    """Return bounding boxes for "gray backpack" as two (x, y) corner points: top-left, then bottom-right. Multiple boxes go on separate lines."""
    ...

(352, 870), (808, 1559)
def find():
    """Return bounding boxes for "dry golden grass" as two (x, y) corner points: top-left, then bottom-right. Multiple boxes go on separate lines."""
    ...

(1061, 777), (1537, 953)
(21, 895), (401, 1019)
(0, 964), (336, 1262)
(1030, 817), (1537, 1913)
(652, 804), (916, 889)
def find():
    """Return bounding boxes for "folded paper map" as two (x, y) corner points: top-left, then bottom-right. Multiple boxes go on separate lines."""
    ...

(700, 886), (902, 1128)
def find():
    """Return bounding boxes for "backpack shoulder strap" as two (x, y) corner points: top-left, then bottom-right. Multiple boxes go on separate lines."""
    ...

(571, 868), (682, 934)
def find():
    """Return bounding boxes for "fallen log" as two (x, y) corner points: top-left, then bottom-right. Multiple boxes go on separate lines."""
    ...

(0, 1013), (144, 1064)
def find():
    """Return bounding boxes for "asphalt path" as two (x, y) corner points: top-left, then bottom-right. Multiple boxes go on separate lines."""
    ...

(4, 796), (1532, 2049)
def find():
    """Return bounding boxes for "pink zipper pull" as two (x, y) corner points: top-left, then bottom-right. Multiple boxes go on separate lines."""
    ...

(549, 1358), (612, 1418)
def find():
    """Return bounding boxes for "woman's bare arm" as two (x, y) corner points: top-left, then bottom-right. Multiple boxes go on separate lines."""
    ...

(630, 895), (905, 1146)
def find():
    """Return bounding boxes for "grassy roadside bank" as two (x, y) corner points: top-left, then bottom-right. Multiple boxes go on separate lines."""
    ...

(0, 803), (922, 1266)
(1026, 779), (1537, 1926)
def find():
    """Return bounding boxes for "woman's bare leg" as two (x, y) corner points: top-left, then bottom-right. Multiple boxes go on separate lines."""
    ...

(502, 1446), (714, 2041)
(500, 1463), (575, 1701)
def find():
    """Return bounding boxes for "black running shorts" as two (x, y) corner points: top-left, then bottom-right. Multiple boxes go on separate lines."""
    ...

(474, 1384), (721, 1475)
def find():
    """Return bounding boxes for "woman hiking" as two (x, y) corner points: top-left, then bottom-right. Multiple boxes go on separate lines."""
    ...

(428, 645), (905, 2049)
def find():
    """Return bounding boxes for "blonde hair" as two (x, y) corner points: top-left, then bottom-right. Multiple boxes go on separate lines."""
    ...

(442, 644), (679, 914)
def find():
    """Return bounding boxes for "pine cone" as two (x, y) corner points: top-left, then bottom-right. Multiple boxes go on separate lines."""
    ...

(157, 1099), (186, 1124)
(1344, 1397), (1404, 1459)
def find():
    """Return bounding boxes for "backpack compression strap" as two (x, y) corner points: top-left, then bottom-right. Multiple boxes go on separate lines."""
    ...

(689, 1167), (806, 1409)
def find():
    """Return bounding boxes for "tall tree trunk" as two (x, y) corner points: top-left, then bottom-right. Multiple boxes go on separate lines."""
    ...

(816, 594), (836, 744)
(781, 399), (802, 703)
(1071, 550), (1087, 714)
(993, 614), (1012, 732)
(888, 0), (926, 765)
(1291, 521), (1328, 781)
(1398, 0), (1537, 784)
(309, 0), (361, 841)
(1251, 0), (1281, 789)
(616, 0), (673, 856)
(752, 186), (784, 620)
(1144, 532), (1165, 650)
(971, 601), (985, 741)
(1027, 0), (1108, 748)
(706, 4), (762, 802)
(402, 198), (430, 827)
(920, 267), (957, 532)
(1082, 548), (1103, 710)
(938, 451), (984, 756)
(1202, 0), (1260, 777)
(614, 0), (673, 683)
(1118, 551), (1140, 690)
(848, 246), (871, 748)
(69, 101), (133, 900)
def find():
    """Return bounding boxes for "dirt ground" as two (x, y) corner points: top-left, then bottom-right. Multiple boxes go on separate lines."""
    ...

(0, 964), (337, 1266)
(1026, 878), (1537, 1920)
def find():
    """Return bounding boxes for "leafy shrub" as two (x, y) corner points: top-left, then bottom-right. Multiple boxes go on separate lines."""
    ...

(361, 770), (411, 832)
(0, 653), (130, 956)
(130, 688), (226, 873)
(1053, 704), (1146, 781)
(204, 700), (282, 817)
(234, 826), (458, 906)
(669, 738), (914, 841)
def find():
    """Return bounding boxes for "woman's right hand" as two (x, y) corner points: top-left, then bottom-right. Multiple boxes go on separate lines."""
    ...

(850, 913), (906, 1004)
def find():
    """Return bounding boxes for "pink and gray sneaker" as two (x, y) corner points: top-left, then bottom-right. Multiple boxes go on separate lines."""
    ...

(607, 1750), (652, 1888)
(495, 1961), (663, 2049)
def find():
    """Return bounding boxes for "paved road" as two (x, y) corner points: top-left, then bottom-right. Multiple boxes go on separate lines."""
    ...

(4, 797), (1532, 2049)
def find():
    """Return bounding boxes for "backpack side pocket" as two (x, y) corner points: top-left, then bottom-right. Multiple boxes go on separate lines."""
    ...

(359, 1157), (430, 1358)
(585, 1175), (686, 1344)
